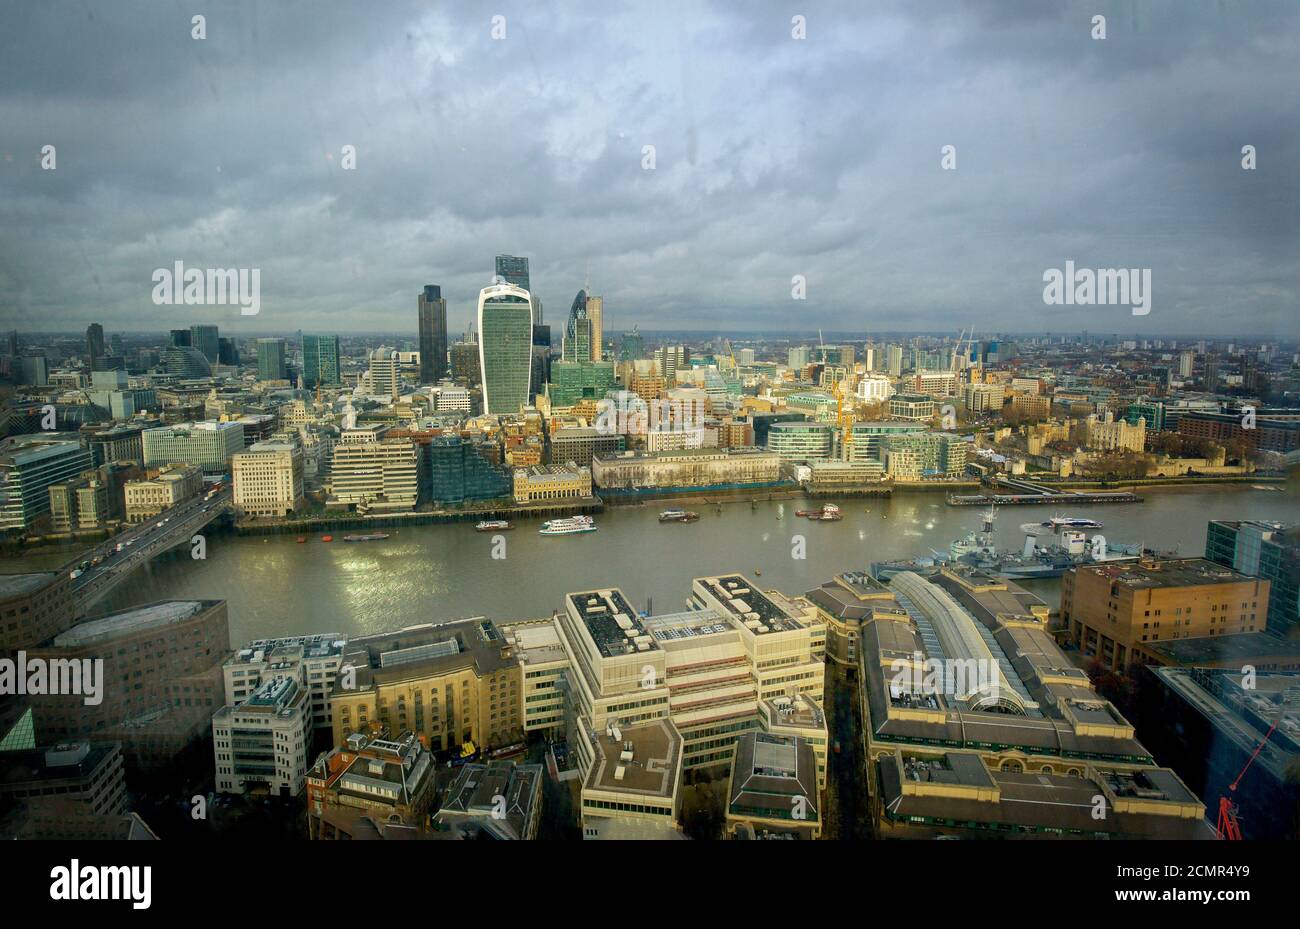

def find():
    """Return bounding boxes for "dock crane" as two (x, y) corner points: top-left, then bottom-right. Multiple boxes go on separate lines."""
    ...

(1216, 718), (1279, 840)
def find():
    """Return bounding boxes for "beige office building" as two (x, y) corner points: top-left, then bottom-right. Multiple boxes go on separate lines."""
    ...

(123, 465), (203, 522)
(232, 441), (304, 517)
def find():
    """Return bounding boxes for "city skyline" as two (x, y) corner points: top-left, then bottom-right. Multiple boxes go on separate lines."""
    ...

(1, 2), (1297, 338)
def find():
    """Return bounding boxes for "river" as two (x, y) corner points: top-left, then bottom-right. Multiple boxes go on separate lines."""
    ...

(71, 478), (1299, 645)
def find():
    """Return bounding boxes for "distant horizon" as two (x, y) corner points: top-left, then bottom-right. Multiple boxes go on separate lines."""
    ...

(7, 325), (1296, 345)
(2, 3), (1297, 339)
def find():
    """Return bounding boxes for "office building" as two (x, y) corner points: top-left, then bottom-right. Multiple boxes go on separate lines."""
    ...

(513, 464), (592, 503)
(212, 675), (313, 796)
(725, 732), (821, 839)
(423, 434), (511, 504)
(765, 421), (834, 459)
(329, 617), (525, 753)
(327, 430), (419, 512)
(142, 420), (244, 474)
(887, 394), (937, 422)
(123, 464), (202, 521)
(223, 634), (347, 732)
(621, 328), (645, 362)
(161, 345), (211, 378)
(580, 718), (685, 840)
(232, 441), (304, 517)
(418, 285), (448, 383)
(301, 334), (340, 388)
(0, 571), (78, 655)
(1138, 667), (1300, 839)
(85, 323), (104, 369)
(805, 572), (906, 667)
(884, 432), (968, 480)
(26, 600), (229, 772)
(586, 294), (603, 360)
(190, 325), (219, 363)
(591, 448), (781, 491)
(477, 280), (534, 415)
(450, 340), (482, 387)
(548, 359), (616, 407)
(0, 741), (128, 829)
(549, 426), (625, 468)
(494, 254), (530, 291)
(256, 337), (287, 381)
(554, 577), (826, 780)
(1206, 520), (1300, 638)
(0, 435), (94, 531)
(1061, 558), (1271, 670)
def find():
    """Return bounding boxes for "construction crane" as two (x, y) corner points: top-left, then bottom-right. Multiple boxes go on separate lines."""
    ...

(835, 377), (855, 460)
(1216, 718), (1279, 840)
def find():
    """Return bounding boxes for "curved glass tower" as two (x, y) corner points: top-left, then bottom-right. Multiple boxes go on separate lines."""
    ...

(477, 280), (534, 415)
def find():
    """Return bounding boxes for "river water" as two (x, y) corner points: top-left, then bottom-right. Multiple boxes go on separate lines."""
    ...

(76, 477), (1299, 645)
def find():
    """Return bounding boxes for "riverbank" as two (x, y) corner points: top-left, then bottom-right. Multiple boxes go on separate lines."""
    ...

(234, 497), (604, 535)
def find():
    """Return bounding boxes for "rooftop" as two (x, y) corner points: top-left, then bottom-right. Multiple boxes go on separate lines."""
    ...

(52, 600), (212, 647)
(0, 573), (57, 600)
(567, 589), (658, 658)
(1078, 557), (1256, 590)
(695, 575), (804, 633)
(585, 719), (680, 799)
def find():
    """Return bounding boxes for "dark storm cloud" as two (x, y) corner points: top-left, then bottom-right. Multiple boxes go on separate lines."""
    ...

(0, 0), (1296, 339)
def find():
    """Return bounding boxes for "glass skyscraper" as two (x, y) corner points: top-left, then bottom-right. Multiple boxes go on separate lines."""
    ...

(494, 254), (530, 291)
(564, 290), (592, 362)
(477, 281), (533, 415)
(257, 338), (287, 381)
(418, 284), (448, 383)
(190, 324), (220, 363)
(302, 334), (340, 388)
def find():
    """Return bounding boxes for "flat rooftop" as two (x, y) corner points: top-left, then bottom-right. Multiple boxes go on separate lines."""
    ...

(1079, 557), (1255, 590)
(697, 575), (803, 633)
(567, 589), (659, 659)
(1145, 632), (1300, 665)
(52, 600), (210, 647)
(0, 573), (56, 600)
(585, 719), (680, 798)
(641, 608), (731, 642)
(334, 617), (515, 692)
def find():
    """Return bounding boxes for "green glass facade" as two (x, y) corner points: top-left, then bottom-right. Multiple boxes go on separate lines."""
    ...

(302, 334), (340, 388)
(425, 435), (511, 504)
(478, 288), (533, 415)
(549, 360), (616, 407)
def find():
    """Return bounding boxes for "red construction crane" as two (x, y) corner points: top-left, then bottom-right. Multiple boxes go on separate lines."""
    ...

(1216, 719), (1278, 840)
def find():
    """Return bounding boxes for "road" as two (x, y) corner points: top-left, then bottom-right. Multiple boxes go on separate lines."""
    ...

(824, 661), (873, 839)
(68, 487), (233, 611)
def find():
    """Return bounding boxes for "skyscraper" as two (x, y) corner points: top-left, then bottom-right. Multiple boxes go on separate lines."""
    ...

(302, 335), (341, 388)
(169, 328), (191, 348)
(564, 290), (592, 363)
(418, 285), (448, 383)
(477, 280), (533, 415)
(85, 323), (104, 369)
(257, 338), (287, 381)
(190, 325), (220, 363)
(586, 295), (603, 361)
(494, 255), (530, 292)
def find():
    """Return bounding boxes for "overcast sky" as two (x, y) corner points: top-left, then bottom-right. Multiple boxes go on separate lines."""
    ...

(1, 0), (1297, 340)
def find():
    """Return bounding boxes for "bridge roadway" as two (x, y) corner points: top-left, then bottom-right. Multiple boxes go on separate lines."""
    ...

(68, 488), (233, 612)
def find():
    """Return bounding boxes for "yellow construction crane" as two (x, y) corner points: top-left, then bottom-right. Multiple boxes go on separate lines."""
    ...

(835, 377), (855, 460)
